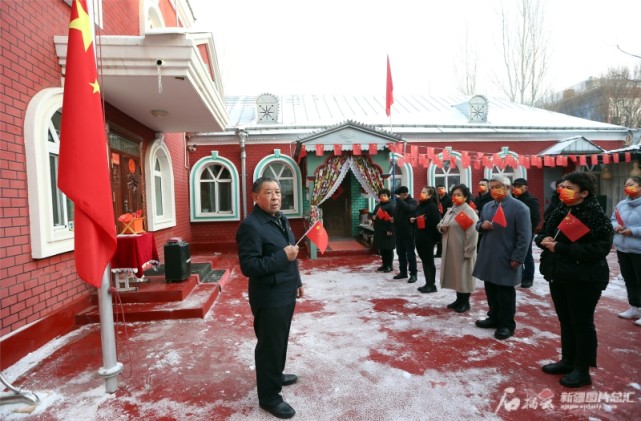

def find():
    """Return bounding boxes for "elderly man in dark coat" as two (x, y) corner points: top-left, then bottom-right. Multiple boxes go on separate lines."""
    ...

(473, 175), (531, 340)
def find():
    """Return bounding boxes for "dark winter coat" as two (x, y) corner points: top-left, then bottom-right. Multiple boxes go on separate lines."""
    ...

(474, 192), (492, 214)
(371, 201), (396, 250)
(543, 193), (561, 222)
(438, 194), (452, 216)
(515, 191), (541, 232)
(414, 200), (441, 244)
(394, 195), (418, 237)
(535, 196), (613, 290)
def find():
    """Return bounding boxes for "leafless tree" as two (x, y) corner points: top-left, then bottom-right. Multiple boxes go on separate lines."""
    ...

(495, 0), (550, 105)
(603, 65), (641, 128)
(454, 28), (479, 96)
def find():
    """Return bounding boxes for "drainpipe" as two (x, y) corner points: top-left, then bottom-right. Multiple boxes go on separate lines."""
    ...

(236, 128), (248, 219)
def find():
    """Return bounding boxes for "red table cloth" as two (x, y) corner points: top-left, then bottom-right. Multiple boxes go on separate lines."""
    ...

(111, 233), (159, 278)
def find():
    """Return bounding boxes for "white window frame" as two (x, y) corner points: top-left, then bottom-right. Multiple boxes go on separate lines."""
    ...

(144, 136), (176, 230)
(190, 152), (240, 222)
(253, 150), (303, 218)
(484, 147), (526, 184)
(24, 88), (75, 258)
(386, 153), (413, 193)
(427, 148), (472, 189)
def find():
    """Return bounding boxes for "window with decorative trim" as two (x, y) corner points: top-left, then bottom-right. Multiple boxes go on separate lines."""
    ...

(24, 88), (75, 258)
(386, 154), (413, 193)
(253, 150), (303, 217)
(484, 147), (526, 184)
(428, 149), (471, 190)
(144, 136), (176, 230)
(190, 152), (240, 222)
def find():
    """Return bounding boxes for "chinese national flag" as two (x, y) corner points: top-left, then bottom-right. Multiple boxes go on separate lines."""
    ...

(615, 208), (625, 227)
(386, 55), (394, 116)
(455, 211), (474, 231)
(58, 0), (116, 288)
(307, 220), (329, 254)
(315, 144), (324, 156)
(376, 207), (391, 221)
(469, 201), (477, 210)
(492, 204), (507, 228)
(557, 212), (590, 242)
(353, 144), (361, 155)
(333, 144), (342, 156)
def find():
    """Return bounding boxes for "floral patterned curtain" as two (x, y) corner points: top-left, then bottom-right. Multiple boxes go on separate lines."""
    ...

(310, 155), (350, 208)
(350, 156), (384, 198)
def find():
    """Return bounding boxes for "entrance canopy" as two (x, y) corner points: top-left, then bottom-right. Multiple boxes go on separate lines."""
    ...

(538, 136), (604, 155)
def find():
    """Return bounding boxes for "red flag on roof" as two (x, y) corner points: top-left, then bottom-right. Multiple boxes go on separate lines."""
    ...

(307, 220), (329, 254)
(386, 55), (394, 116)
(455, 211), (474, 231)
(58, 0), (116, 288)
(557, 211), (590, 242)
(492, 203), (507, 228)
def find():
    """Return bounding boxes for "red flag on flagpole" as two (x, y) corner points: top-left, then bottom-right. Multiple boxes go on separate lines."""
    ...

(386, 55), (394, 117)
(307, 220), (329, 254)
(492, 203), (507, 228)
(557, 212), (590, 242)
(615, 207), (625, 227)
(58, 0), (116, 288)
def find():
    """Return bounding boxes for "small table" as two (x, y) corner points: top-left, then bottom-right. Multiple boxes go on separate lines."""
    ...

(111, 233), (160, 291)
(358, 223), (375, 246)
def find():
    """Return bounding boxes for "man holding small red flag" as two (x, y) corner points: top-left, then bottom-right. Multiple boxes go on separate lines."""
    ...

(473, 176), (531, 340)
(237, 176), (303, 418)
(535, 172), (613, 388)
(58, 0), (116, 288)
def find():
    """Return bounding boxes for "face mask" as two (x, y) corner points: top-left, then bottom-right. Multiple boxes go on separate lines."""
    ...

(556, 186), (563, 194)
(559, 188), (576, 205)
(380, 196), (389, 203)
(437, 188), (445, 196)
(478, 185), (488, 193)
(452, 196), (465, 206)
(512, 187), (523, 197)
(419, 193), (429, 201)
(624, 186), (639, 196)
(490, 190), (506, 201)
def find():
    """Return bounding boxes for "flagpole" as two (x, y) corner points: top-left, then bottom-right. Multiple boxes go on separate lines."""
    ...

(97, 264), (122, 393)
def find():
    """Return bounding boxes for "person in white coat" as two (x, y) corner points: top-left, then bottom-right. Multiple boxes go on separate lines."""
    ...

(612, 176), (641, 326)
(438, 184), (479, 313)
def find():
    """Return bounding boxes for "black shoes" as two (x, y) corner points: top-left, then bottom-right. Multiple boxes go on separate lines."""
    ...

(521, 279), (533, 288)
(454, 302), (470, 313)
(494, 327), (514, 340)
(475, 318), (499, 329)
(447, 298), (460, 309)
(542, 361), (574, 375)
(376, 265), (386, 272)
(282, 373), (298, 386)
(407, 275), (417, 283)
(560, 369), (592, 388)
(418, 285), (437, 294)
(393, 273), (408, 279)
(382, 266), (393, 273)
(260, 401), (296, 419)
(434, 254), (442, 258)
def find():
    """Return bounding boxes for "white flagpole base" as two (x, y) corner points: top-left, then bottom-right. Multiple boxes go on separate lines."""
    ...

(97, 264), (123, 393)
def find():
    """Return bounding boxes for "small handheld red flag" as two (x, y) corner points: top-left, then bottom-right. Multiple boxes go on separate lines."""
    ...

(438, 203), (444, 215)
(492, 204), (507, 228)
(557, 212), (590, 242)
(376, 207), (391, 221)
(469, 201), (477, 210)
(455, 211), (474, 231)
(307, 220), (329, 254)
(416, 215), (426, 229)
(615, 208), (625, 227)
(385, 55), (394, 117)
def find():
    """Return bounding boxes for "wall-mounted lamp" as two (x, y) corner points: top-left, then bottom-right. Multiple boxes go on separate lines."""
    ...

(187, 144), (197, 152)
(151, 109), (168, 118)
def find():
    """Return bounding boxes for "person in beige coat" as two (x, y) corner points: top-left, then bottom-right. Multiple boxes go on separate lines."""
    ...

(438, 184), (479, 313)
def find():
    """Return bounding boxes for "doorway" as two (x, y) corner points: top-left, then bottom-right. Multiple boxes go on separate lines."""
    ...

(320, 174), (352, 237)
(109, 132), (145, 224)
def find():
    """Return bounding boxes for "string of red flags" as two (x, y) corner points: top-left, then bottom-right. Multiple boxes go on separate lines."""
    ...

(299, 142), (632, 169)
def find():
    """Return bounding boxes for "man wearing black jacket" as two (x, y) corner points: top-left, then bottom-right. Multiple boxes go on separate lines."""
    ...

(393, 186), (418, 282)
(512, 178), (541, 288)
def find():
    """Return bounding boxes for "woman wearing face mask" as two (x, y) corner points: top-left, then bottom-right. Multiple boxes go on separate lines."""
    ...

(611, 176), (641, 326)
(411, 186), (441, 293)
(371, 188), (396, 273)
(535, 172), (613, 388)
(437, 184), (479, 312)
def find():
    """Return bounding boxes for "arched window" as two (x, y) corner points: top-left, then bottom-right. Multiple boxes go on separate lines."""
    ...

(428, 148), (471, 190)
(25, 88), (75, 258)
(144, 136), (176, 230)
(190, 152), (240, 222)
(484, 147), (526, 184)
(254, 150), (303, 217)
(386, 154), (413, 193)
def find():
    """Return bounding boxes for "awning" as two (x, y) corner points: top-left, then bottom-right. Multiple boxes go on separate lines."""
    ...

(538, 136), (604, 155)
(54, 29), (228, 133)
